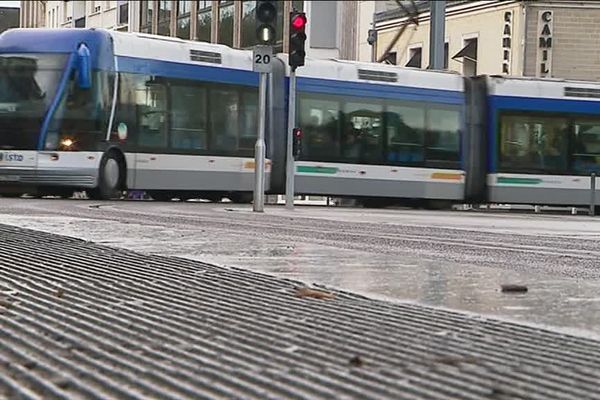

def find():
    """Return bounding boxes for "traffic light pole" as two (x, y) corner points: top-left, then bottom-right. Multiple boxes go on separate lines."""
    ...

(253, 71), (268, 212)
(285, 69), (296, 210)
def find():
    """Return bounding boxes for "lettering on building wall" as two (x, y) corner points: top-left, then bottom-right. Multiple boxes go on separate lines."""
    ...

(537, 10), (553, 77)
(502, 11), (512, 74)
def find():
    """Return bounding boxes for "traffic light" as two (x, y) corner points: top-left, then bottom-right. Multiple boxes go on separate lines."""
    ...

(289, 11), (307, 70)
(292, 128), (303, 158)
(255, 0), (277, 45)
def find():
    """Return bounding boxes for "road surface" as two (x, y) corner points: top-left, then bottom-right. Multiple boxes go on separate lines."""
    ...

(1, 198), (599, 338)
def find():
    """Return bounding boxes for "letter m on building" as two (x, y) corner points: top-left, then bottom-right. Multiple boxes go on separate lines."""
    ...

(539, 37), (552, 48)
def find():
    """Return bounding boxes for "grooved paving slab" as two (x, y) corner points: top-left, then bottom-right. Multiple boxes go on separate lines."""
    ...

(0, 224), (599, 400)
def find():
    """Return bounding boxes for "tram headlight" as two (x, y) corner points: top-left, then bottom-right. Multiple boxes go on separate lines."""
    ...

(59, 137), (75, 150)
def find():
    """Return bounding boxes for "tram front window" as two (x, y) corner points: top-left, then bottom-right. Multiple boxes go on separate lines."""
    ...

(44, 70), (113, 152)
(0, 53), (67, 150)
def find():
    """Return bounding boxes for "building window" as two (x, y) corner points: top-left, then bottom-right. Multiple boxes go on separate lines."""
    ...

(292, 0), (303, 12)
(218, 1), (234, 47)
(240, 1), (256, 49)
(89, 0), (101, 14)
(406, 47), (422, 68)
(274, 0), (284, 53)
(139, 0), (153, 33)
(453, 38), (478, 76)
(63, 1), (73, 24)
(176, 1), (191, 39)
(178, 0), (191, 15)
(118, 0), (128, 26)
(444, 42), (449, 69)
(196, 1), (212, 42)
(383, 52), (397, 65)
(158, 0), (172, 36)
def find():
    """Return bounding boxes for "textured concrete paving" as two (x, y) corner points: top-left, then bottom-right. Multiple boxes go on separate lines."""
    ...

(1, 224), (600, 400)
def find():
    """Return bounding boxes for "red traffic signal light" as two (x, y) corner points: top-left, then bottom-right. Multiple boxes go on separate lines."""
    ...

(291, 14), (307, 30)
(289, 11), (307, 70)
(292, 128), (303, 158)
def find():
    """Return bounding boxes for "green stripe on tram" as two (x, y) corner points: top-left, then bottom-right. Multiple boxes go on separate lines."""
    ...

(496, 177), (543, 185)
(297, 166), (338, 174)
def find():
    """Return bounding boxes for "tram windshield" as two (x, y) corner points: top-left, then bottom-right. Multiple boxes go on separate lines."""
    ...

(0, 53), (68, 150)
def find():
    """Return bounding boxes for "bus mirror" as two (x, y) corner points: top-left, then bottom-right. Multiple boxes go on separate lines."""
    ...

(76, 43), (92, 89)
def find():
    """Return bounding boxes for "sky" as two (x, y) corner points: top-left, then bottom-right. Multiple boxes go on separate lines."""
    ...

(1, 1), (20, 8)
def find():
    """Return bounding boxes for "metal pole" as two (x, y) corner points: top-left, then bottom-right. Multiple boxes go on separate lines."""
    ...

(590, 172), (596, 216)
(429, 0), (446, 70)
(285, 70), (296, 210)
(253, 72), (268, 212)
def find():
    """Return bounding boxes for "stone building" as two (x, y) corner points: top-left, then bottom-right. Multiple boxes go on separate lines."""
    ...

(373, 0), (600, 81)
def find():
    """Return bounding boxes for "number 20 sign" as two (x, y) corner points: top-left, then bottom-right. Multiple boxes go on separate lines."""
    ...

(253, 45), (273, 73)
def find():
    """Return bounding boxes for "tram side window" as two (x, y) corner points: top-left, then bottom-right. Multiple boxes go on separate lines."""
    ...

(113, 73), (139, 149)
(210, 88), (240, 153)
(239, 90), (258, 151)
(573, 118), (600, 173)
(171, 85), (207, 150)
(298, 95), (341, 161)
(499, 115), (568, 172)
(426, 107), (461, 164)
(135, 76), (168, 149)
(386, 104), (426, 164)
(343, 101), (384, 164)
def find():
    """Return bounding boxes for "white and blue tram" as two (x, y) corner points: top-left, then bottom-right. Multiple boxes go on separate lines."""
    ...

(2, 28), (600, 208)
(0, 28), (267, 202)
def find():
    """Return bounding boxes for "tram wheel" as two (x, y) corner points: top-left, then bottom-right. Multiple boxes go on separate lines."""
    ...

(88, 152), (125, 200)
(36, 188), (73, 199)
(423, 200), (453, 210)
(149, 191), (174, 202)
(204, 192), (223, 203)
(177, 194), (193, 202)
(361, 198), (389, 209)
(55, 190), (74, 199)
(228, 192), (253, 204)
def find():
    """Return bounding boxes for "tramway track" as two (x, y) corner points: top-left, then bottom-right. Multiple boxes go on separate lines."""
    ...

(2, 200), (600, 278)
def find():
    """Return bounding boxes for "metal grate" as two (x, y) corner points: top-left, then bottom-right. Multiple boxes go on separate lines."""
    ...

(189, 49), (222, 64)
(358, 69), (398, 82)
(565, 87), (600, 99)
(1, 224), (600, 399)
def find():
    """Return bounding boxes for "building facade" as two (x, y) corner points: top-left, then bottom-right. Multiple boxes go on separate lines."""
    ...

(128, 0), (361, 59)
(373, 0), (600, 81)
(20, 0), (373, 61)
(19, 1), (44, 29)
(39, 1), (130, 31)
